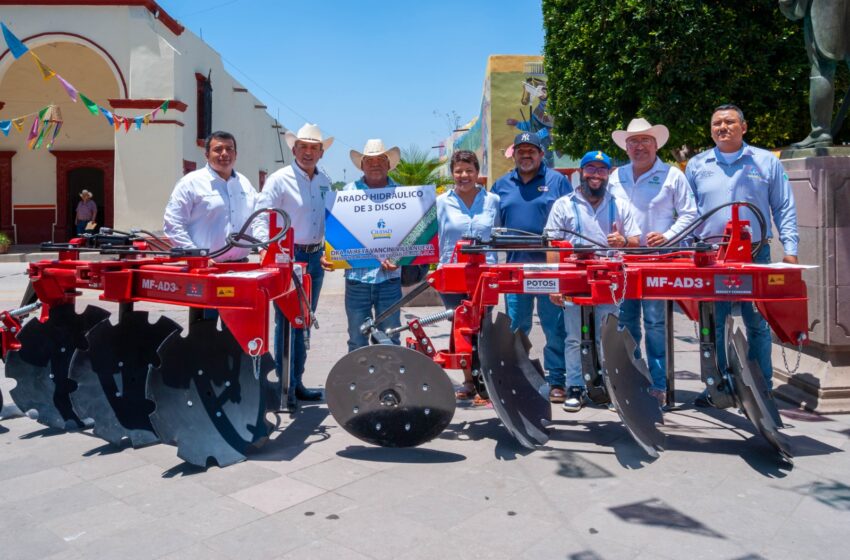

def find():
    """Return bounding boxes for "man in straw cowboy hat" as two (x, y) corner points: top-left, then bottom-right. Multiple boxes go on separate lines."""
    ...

(608, 118), (698, 405)
(75, 189), (97, 235)
(686, 104), (798, 403)
(255, 123), (334, 401)
(343, 139), (404, 351)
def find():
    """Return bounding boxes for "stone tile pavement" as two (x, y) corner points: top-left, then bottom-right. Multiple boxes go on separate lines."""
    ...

(0, 263), (849, 559)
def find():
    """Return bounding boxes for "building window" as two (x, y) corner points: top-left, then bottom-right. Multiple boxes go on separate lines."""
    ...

(195, 71), (213, 142)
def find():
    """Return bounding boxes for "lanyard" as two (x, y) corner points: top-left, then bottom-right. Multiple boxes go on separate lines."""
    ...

(571, 195), (616, 237)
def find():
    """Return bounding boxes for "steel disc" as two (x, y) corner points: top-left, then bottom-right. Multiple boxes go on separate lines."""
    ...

(6, 304), (110, 429)
(478, 311), (550, 449)
(600, 315), (665, 457)
(326, 345), (455, 447)
(147, 319), (276, 467)
(724, 318), (792, 460)
(69, 312), (180, 447)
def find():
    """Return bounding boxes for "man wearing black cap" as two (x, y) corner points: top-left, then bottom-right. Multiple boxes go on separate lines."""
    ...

(491, 132), (573, 403)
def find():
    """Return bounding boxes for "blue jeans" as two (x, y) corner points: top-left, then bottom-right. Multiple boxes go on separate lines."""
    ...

(75, 219), (89, 235)
(564, 304), (618, 388)
(345, 278), (402, 351)
(274, 250), (325, 385)
(714, 243), (773, 388)
(618, 299), (667, 390)
(504, 293), (566, 387)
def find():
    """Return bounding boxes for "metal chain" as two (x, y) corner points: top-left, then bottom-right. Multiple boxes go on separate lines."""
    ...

(780, 334), (805, 375)
(608, 259), (628, 307)
(247, 337), (264, 380)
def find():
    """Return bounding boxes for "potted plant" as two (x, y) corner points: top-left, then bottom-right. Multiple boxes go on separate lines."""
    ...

(0, 231), (11, 254)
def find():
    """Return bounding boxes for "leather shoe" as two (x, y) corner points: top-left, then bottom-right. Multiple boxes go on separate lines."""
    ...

(295, 385), (323, 401)
(549, 386), (566, 403)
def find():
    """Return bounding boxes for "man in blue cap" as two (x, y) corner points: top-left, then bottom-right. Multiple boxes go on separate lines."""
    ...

(491, 132), (572, 403)
(545, 150), (641, 412)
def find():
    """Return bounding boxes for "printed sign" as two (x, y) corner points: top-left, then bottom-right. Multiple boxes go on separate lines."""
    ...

(767, 274), (785, 286)
(523, 278), (559, 293)
(216, 286), (235, 298)
(325, 185), (439, 269)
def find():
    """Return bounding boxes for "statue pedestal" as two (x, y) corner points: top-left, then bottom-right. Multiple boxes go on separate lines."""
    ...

(773, 153), (850, 412)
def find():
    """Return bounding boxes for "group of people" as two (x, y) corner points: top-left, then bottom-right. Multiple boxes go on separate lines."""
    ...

(436, 104), (798, 413)
(161, 103), (799, 412)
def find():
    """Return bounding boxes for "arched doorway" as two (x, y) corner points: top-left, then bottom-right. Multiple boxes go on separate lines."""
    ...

(0, 38), (120, 243)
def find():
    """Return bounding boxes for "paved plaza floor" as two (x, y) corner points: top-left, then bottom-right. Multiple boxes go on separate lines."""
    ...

(1, 262), (849, 559)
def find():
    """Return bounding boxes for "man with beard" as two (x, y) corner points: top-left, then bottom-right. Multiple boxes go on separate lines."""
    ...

(492, 132), (572, 403)
(545, 150), (640, 412)
(608, 118), (698, 405)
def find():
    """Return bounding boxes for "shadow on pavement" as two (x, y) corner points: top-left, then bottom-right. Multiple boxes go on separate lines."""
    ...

(337, 445), (465, 463)
(609, 497), (725, 539)
(548, 418), (658, 469)
(439, 417), (535, 460)
(251, 404), (331, 462)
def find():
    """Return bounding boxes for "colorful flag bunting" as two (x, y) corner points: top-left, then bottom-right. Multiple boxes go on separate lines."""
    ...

(135, 116), (143, 130)
(1, 23), (28, 59)
(56, 74), (78, 102)
(31, 53), (56, 80)
(100, 107), (114, 126)
(26, 116), (38, 143)
(123, 118), (132, 132)
(0, 121), (10, 136)
(161, 100), (169, 113)
(152, 108), (159, 120)
(47, 122), (62, 149)
(11, 117), (25, 132)
(79, 93), (99, 115)
(113, 116), (121, 131)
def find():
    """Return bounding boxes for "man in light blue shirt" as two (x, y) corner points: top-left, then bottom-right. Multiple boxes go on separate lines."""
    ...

(545, 150), (641, 412)
(685, 104), (799, 395)
(343, 139), (404, 351)
(609, 118), (698, 402)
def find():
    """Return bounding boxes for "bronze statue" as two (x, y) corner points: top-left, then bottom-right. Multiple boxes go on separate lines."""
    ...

(779, 0), (850, 147)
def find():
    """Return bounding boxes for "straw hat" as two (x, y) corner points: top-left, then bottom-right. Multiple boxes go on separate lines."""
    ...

(284, 123), (334, 150)
(612, 118), (670, 150)
(350, 139), (401, 170)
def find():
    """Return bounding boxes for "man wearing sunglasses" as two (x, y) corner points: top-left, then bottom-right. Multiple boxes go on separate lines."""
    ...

(608, 118), (698, 405)
(545, 150), (640, 412)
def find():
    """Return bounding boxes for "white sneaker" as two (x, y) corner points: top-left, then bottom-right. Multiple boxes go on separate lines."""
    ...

(562, 386), (584, 413)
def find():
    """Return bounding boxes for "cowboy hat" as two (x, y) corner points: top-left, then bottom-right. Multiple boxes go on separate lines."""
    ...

(284, 123), (334, 150)
(612, 118), (670, 150)
(79, 189), (92, 198)
(350, 139), (401, 171)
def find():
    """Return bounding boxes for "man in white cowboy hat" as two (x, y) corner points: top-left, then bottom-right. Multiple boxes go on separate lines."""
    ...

(608, 117), (698, 405)
(75, 189), (97, 235)
(343, 139), (404, 351)
(255, 123), (334, 401)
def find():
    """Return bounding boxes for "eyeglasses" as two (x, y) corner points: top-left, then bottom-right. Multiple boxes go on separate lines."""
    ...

(583, 166), (609, 176)
(625, 137), (655, 147)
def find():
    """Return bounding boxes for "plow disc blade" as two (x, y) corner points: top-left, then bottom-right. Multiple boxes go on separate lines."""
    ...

(6, 304), (110, 429)
(724, 318), (791, 460)
(478, 312), (550, 449)
(147, 319), (275, 467)
(69, 312), (180, 447)
(326, 345), (455, 447)
(600, 315), (665, 458)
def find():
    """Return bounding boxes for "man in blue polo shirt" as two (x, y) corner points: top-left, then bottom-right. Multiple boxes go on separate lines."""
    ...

(686, 104), (799, 400)
(491, 132), (572, 403)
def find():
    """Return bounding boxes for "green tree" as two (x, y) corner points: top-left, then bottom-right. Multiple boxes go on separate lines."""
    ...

(389, 145), (453, 192)
(331, 180), (346, 191)
(542, 0), (814, 159)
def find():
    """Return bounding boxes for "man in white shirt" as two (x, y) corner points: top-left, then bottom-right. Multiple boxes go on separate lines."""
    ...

(608, 118), (698, 404)
(255, 123), (334, 401)
(545, 150), (641, 412)
(164, 130), (258, 263)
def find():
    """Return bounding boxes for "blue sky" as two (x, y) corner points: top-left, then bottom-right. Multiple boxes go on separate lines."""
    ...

(157, 0), (545, 182)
